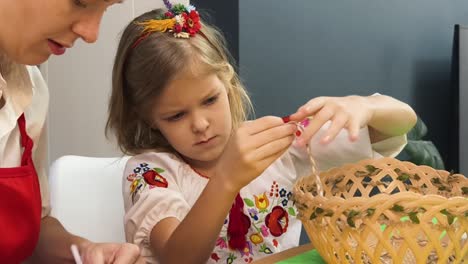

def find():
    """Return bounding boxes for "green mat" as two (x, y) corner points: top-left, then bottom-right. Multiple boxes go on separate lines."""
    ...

(277, 249), (326, 264)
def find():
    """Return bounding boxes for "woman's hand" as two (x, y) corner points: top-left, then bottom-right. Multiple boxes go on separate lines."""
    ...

(215, 116), (296, 192)
(79, 241), (144, 264)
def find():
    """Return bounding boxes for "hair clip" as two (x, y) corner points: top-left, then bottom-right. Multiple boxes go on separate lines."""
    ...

(134, 0), (201, 40)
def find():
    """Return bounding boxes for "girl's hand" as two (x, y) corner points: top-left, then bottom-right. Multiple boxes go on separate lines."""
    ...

(215, 116), (296, 192)
(289, 96), (373, 147)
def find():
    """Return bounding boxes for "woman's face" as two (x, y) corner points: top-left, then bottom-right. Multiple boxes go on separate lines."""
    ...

(0, 0), (122, 65)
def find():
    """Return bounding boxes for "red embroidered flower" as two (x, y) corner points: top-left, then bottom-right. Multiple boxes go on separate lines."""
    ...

(210, 253), (220, 262)
(126, 173), (136, 181)
(265, 206), (289, 237)
(182, 10), (201, 36)
(142, 170), (168, 188)
(273, 239), (278, 247)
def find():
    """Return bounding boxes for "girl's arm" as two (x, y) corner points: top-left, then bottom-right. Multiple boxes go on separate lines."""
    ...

(365, 94), (417, 142)
(289, 94), (417, 146)
(150, 116), (296, 263)
(150, 177), (237, 263)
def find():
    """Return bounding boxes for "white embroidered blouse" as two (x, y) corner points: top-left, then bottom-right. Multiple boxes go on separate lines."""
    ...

(123, 125), (406, 263)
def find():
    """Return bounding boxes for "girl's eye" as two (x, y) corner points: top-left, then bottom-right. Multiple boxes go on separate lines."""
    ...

(167, 112), (185, 122)
(204, 95), (218, 106)
(73, 0), (88, 8)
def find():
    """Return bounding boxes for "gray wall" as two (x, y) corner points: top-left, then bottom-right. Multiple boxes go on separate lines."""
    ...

(239, 0), (468, 171)
(459, 25), (468, 174)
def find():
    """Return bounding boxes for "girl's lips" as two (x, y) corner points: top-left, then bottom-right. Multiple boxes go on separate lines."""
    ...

(196, 136), (216, 145)
(47, 39), (66, 55)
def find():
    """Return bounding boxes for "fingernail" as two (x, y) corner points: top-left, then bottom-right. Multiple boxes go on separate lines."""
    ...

(321, 136), (330, 143)
(295, 130), (302, 137)
(282, 115), (291, 123)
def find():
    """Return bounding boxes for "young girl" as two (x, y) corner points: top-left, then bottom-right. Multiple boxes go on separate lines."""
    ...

(106, 3), (417, 263)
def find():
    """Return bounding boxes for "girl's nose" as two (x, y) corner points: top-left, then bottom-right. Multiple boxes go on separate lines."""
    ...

(191, 114), (210, 133)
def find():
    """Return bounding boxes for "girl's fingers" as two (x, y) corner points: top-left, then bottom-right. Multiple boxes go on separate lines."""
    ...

(289, 97), (327, 121)
(252, 134), (295, 162)
(243, 116), (284, 135)
(320, 112), (349, 144)
(297, 104), (335, 146)
(347, 120), (360, 141)
(250, 123), (296, 147)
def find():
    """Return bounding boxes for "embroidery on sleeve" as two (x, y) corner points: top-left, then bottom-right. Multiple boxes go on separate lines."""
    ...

(126, 162), (169, 203)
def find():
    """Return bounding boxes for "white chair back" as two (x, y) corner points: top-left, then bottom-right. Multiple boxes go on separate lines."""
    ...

(49, 155), (129, 242)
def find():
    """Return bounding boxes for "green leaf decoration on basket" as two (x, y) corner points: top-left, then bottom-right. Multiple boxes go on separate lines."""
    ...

(461, 187), (468, 195)
(440, 209), (456, 225)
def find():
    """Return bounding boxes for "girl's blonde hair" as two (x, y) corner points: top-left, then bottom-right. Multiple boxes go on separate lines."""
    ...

(106, 9), (252, 155)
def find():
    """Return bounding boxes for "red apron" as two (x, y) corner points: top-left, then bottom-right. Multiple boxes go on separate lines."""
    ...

(0, 114), (42, 263)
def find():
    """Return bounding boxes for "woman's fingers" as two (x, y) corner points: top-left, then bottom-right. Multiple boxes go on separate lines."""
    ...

(113, 243), (143, 264)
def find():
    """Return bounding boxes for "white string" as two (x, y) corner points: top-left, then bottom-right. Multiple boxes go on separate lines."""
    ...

(295, 119), (323, 197)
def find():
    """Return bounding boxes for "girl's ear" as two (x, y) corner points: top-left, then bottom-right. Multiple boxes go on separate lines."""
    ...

(146, 118), (159, 131)
(150, 122), (160, 131)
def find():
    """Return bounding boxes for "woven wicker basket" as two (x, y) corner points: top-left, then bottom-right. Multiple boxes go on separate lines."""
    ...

(293, 157), (468, 264)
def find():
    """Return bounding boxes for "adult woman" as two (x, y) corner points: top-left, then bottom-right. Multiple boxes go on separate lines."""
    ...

(0, 0), (143, 262)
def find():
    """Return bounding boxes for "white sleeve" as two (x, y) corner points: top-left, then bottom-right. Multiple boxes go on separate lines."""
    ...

(371, 134), (407, 158)
(290, 121), (407, 176)
(122, 153), (191, 257)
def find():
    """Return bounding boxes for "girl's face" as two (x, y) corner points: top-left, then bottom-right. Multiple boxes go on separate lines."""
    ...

(152, 70), (233, 169)
(0, 0), (122, 65)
